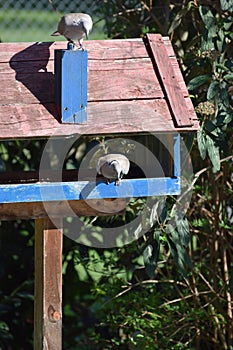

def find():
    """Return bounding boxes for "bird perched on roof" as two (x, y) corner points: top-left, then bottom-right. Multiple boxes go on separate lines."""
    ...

(51, 13), (93, 49)
(96, 154), (130, 186)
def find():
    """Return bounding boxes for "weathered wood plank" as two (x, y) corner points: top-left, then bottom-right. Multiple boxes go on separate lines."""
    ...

(0, 198), (126, 219)
(163, 37), (190, 97)
(0, 99), (178, 138)
(88, 67), (163, 101)
(145, 34), (193, 127)
(34, 218), (63, 350)
(0, 50), (187, 98)
(0, 37), (199, 137)
(0, 73), (54, 105)
(0, 66), (164, 105)
(0, 37), (189, 100)
(162, 36), (176, 57)
(0, 39), (149, 63)
(0, 62), (163, 105)
(0, 98), (198, 139)
(0, 57), (154, 74)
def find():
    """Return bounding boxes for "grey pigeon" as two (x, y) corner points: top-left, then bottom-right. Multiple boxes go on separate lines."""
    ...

(96, 154), (130, 186)
(51, 13), (93, 49)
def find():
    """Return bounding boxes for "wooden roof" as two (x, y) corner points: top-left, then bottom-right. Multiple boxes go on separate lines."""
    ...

(0, 34), (198, 140)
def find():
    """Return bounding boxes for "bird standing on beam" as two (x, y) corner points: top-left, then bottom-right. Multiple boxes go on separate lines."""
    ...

(51, 13), (93, 49)
(96, 154), (130, 186)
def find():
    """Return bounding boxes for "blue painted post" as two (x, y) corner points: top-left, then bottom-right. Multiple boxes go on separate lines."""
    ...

(173, 133), (181, 184)
(54, 44), (88, 123)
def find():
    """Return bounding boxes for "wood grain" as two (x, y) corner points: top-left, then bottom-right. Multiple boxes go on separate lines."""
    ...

(1, 58), (163, 106)
(0, 36), (199, 140)
(145, 34), (193, 127)
(0, 99), (198, 139)
(34, 218), (63, 350)
(0, 199), (126, 219)
(0, 40), (148, 62)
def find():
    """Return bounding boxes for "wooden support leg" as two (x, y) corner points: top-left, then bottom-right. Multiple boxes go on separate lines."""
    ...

(34, 218), (63, 350)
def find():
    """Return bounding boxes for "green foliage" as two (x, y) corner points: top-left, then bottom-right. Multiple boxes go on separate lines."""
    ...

(0, 220), (34, 349)
(143, 234), (160, 279)
(187, 4), (233, 172)
(187, 74), (211, 91)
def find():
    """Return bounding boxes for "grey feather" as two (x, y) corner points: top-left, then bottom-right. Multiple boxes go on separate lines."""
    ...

(96, 153), (130, 185)
(51, 13), (93, 49)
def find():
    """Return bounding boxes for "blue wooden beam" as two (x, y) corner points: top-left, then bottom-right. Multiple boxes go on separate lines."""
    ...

(0, 178), (180, 204)
(54, 47), (88, 123)
(173, 133), (181, 178)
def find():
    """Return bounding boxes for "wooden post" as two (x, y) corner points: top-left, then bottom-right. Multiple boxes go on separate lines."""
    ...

(54, 47), (88, 123)
(34, 218), (63, 350)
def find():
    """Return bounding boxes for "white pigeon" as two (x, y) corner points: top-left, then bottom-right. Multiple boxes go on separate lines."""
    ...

(96, 154), (130, 186)
(51, 13), (93, 49)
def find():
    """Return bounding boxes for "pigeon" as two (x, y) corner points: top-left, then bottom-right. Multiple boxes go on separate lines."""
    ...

(96, 154), (130, 186)
(51, 13), (93, 49)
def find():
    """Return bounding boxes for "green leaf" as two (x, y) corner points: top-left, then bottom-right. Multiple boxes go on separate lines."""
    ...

(204, 120), (220, 136)
(166, 223), (193, 276)
(207, 80), (219, 101)
(143, 240), (160, 279)
(201, 29), (215, 51)
(216, 29), (226, 52)
(158, 198), (167, 224)
(206, 135), (220, 172)
(175, 214), (190, 247)
(199, 6), (217, 30)
(176, 245), (193, 269)
(215, 63), (231, 73)
(223, 17), (233, 30)
(167, 225), (179, 244)
(199, 7), (218, 51)
(216, 111), (233, 126)
(224, 73), (233, 82)
(168, 8), (188, 35)
(197, 127), (207, 159)
(167, 237), (187, 277)
(220, 0), (233, 12)
(219, 88), (230, 110)
(187, 74), (211, 91)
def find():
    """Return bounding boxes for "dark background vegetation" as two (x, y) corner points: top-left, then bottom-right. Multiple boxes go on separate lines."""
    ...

(0, 1), (233, 349)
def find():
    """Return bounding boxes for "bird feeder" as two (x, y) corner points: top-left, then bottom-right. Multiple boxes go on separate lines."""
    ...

(0, 34), (199, 349)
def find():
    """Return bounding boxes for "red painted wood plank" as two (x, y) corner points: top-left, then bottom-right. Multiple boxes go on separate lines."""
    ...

(0, 37), (198, 138)
(162, 37), (190, 97)
(0, 100), (177, 139)
(0, 39), (149, 63)
(0, 98), (198, 140)
(0, 38), (191, 99)
(162, 37), (175, 57)
(2, 57), (153, 74)
(0, 59), (188, 102)
(145, 34), (193, 127)
(0, 73), (54, 105)
(0, 59), (163, 104)
(169, 58), (189, 97)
